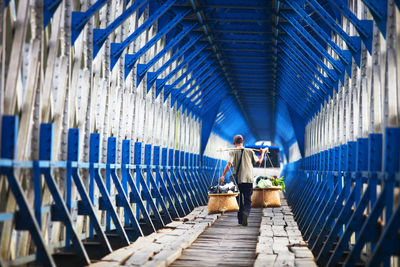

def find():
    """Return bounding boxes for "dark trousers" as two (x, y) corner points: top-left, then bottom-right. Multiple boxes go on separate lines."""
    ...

(237, 183), (253, 224)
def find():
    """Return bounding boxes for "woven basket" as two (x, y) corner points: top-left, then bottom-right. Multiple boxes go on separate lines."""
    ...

(251, 187), (281, 208)
(208, 193), (239, 214)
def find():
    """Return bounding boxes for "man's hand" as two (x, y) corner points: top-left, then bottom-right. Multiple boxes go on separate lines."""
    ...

(219, 175), (225, 183)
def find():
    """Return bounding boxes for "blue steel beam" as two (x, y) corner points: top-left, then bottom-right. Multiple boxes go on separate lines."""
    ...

(175, 0), (271, 9)
(282, 3), (353, 70)
(147, 35), (202, 91)
(184, 75), (225, 105)
(44, 0), (63, 28)
(93, 0), (148, 58)
(174, 66), (220, 108)
(196, 83), (228, 107)
(278, 87), (312, 116)
(278, 77), (315, 109)
(163, 55), (211, 101)
(279, 52), (329, 96)
(191, 80), (226, 105)
(179, 64), (218, 94)
(215, 42), (271, 51)
(155, 42), (208, 97)
(0, 116), (56, 266)
(280, 46), (329, 94)
(281, 13), (347, 75)
(191, 78), (226, 105)
(110, 0), (177, 70)
(279, 35), (339, 84)
(326, 0), (373, 52)
(278, 66), (322, 104)
(279, 62), (326, 101)
(170, 61), (214, 106)
(164, 56), (212, 101)
(185, 81), (226, 112)
(305, 0), (361, 65)
(124, 8), (193, 79)
(362, 0), (388, 37)
(71, 0), (108, 45)
(136, 23), (198, 85)
(197, 90), (227, 114)
(280, 43), (333, 89)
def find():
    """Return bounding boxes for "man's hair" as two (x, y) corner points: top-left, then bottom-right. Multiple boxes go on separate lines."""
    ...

(233, 135), (244, 144)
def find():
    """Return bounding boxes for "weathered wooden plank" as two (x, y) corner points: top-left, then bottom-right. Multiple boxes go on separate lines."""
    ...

(171, 210), (262, 267)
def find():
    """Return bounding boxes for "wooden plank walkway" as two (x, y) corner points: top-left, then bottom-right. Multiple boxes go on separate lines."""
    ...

(89, 193), (317, 267)
(170, 210), (262, 267)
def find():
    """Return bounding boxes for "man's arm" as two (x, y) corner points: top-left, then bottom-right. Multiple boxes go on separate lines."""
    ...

(256, 148), (269, 165)
(219, 162), (232, 183)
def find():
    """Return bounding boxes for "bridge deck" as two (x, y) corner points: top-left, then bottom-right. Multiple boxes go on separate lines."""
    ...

(171, 209), (262, 267)
(90, 195), (316, 267)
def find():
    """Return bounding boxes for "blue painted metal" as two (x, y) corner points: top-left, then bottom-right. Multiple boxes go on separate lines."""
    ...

(89, 133), (130, 245)
(71, 0), (108, 45)
(124, 9), (193, 78)
(0, 116), (55, 266)
(93, 0), (148, 58)
(121, 140), (156, 234)
(362, 0), (388, 37)
(66, 129), (112, 256)
(305, 0), (361, 65)
(166, 148), (190, 215)
(281, 13), (347, 75)
(155, 42), (208, 97)
(43, 0), (62, 28)
(144, 144), (173, 223)
(283, 124), (400, 266)
(174, 149), (195, 210)
(147, 34), (202, 91)
(153, 146), (180, 219)
(170, 62), (215, 107)
(136, 22), (197, 85)
(107, 137), (143, 240)
(164, 56), (211, 101)
(134, 142), (165, 228)
(110, 0), (177, 69)
(283, 2), (353, 71)
(326, 0), (373, 53)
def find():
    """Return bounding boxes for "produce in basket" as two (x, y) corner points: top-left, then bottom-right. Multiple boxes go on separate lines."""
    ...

(271, 176), (285, 191)
(254, 176), (285, 191)
(208, 181), (238, 194)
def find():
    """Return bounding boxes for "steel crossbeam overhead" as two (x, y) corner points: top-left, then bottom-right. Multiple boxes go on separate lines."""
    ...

(163, 55), (212, 99)
(279, 35), (339, 84)
(147, 35), (203, 90)
(71, 0), (109, 45)
(136, 23), (198, 85)
(281, 15), (347, 76)
(171, 61), (215, 101)
(155, 42), (209, 96)
(92, 0), (149, 57)
(305, 0), (361, 64)
(124, 8), (193, 78)
(110, 0), (177, 69)
(282, 3), (353, 70)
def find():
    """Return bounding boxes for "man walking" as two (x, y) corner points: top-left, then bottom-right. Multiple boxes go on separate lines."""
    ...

(219, 135), (267, 226)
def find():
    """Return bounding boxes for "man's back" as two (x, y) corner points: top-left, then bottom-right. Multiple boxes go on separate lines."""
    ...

(229, 148), (258, 184)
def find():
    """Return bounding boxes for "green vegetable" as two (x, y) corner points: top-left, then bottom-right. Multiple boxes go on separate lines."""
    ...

(271, 176), (285, 191)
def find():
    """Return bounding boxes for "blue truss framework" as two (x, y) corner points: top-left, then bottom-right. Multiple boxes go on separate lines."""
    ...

(1, 0), (399, 265)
